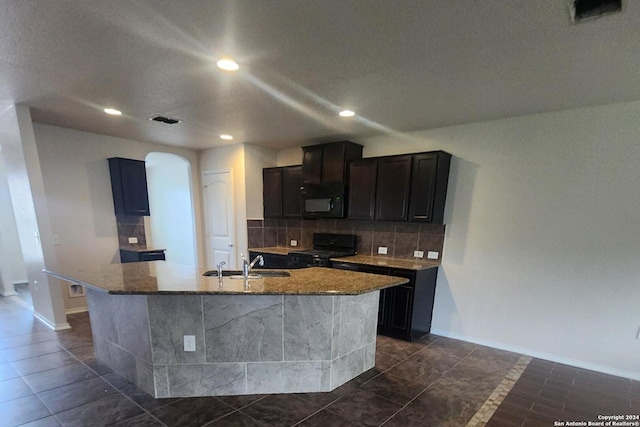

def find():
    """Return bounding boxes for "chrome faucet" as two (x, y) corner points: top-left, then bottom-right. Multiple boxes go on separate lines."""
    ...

(216, 261), (226, 279)
(241, 253), (264, 278)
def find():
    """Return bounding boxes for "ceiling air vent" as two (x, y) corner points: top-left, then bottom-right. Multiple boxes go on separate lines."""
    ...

(149, 115), (182, 125)
(570, 0), (622, 23)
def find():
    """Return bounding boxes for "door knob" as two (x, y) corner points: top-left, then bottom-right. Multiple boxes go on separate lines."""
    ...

(228, 243), (233, 247)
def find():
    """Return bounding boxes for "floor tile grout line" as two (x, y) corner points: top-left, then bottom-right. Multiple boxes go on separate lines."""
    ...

(465, 355), (532, 427)
(1, 340), (67, 364)
(40, 322), (173, 426)
(0, 298), (88, 426)
(360, 336), (444, 387)
(293, 339), (445, 427)
(378, 343), (480, 426)
(77, 360), (173, 426)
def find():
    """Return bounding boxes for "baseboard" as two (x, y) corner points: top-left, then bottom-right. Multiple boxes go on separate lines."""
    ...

(12, 280), (29, 286)
(0, 289), (18, 297)
(10, 295), (32, 309)
(65, 306), (88, 315)
(32, 310), (71, 331)
(430, 328), (640, 381)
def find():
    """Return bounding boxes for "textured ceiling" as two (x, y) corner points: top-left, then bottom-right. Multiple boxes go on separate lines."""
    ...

(1, 0), (638, 151)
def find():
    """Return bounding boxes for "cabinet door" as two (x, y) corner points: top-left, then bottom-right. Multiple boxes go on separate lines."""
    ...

(302, 145), (322, 184)
(378, 288), (390, 330)
(263, 168), (283, 218)
(321, 142), (345, 184)
(108, 158), (150, 216)
(387, 284), (414, 336)
(408, 153), (438, 222)
(375, 155), (412, 221)
(282, 166), (302, 218)
(348, 159), (377, 220)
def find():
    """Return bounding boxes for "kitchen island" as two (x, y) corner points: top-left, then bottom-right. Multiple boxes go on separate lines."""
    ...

(44, 262), (407, 398)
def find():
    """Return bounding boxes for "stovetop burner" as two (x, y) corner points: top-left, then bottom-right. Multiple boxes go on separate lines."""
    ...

(287, 233), (357, 268)
(288, 249), (355, 259)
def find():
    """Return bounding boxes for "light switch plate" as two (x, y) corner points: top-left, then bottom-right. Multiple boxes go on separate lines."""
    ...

(290, 240), (298, 247)
(378, 246), (388, 255)
(128, 237), (138, 244)
(52, 234), (61, 245)
(413, 250), (424, 258)
(183, 335), (196, 352)
(427, 251), (439, 260)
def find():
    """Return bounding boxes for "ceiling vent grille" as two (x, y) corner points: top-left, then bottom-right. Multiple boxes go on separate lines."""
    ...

(570, 0), (622, 23)
(149, 115), (182, 125)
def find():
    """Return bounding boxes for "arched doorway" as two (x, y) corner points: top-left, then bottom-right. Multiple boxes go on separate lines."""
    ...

(145, 153), (197, 266)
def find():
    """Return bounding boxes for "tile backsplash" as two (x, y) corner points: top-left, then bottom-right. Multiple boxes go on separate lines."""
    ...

(116, 215), (146, 247)
(248, 219), (445, 260)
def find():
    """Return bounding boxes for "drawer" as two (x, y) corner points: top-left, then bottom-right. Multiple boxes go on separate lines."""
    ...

(139, 251), (166, 262)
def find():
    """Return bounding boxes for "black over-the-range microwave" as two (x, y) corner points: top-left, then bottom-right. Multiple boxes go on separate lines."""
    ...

(301, 183), (345, 218)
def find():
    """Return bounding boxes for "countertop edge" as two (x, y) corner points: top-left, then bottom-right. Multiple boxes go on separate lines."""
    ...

(329, 256), (441, 271)
(248, 247), (442, 271)
(44, 266), (408, 296)
(44, 269), (110, 294)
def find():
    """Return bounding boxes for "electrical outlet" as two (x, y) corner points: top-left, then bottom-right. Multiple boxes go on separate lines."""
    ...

(413, 250), (424, 258)
(183, 335), (196, 352)
(427, 251), (439, 260)
(52, 234), (61, 245)
(290, 240), (298, 247)
(128, 237), (138, 244)
(377, 246), (388, 255)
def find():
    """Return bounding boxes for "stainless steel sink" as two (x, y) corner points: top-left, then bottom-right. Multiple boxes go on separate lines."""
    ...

(229, 274), (261, 280)
(203, 270), (290, 278)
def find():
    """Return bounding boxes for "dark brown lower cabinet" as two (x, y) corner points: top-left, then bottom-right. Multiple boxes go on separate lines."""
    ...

(331, 262), (438, 341)
(120, 249), (166, 263)
(248, 251), (289, 269)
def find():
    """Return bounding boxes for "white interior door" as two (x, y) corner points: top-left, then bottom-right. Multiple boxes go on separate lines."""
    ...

(203, 170), (236, 269)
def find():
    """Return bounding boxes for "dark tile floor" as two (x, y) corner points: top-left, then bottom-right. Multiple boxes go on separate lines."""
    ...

(0, 294), (637, 426)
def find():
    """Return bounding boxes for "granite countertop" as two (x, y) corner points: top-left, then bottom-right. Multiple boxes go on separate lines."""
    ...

(330, 255), (441, 271)
(249, 247), (440, 271)
(44, 262), (408, 296)
(119, 246), (167, 253)
(248, 247), (294, 256)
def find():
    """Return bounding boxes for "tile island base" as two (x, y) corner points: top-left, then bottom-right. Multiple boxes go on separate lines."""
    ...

(86, 288), (379, 397)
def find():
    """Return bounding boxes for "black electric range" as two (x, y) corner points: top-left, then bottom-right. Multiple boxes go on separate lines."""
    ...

(288, 233), (357, 268)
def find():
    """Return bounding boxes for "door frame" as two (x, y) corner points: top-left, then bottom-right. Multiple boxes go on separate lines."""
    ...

(202, 168), (236, 269)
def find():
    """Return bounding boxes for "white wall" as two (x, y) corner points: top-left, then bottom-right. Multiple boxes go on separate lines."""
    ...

(33, 123), (203, 311)
(276, 147), (302, 167)
(244, 144), (277, 219)
(146, 153), (196, 266)
(353, 101), (640, 380)
(0, 105), (67, 328)
(0, 149), (28, 294)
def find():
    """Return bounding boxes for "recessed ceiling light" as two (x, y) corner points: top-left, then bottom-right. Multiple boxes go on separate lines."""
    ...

(220, 134), (234, 140)
(216, 59), (239, 71)
(104, 108), (122, 116)
(339, 110), (355, 117)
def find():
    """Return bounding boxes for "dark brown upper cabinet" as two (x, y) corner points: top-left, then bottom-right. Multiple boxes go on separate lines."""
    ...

(347, 151), (451, 223)
(263, 165), (303, 219)
(263, 167), (283, 218)
(302, 141), (363, 185)
(375, 155), (413, 221)
(348, 159), (378, 220)
(409, 152), (451, 223)
(281, 165), (303, 218)
(108, 157), (150, 216)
